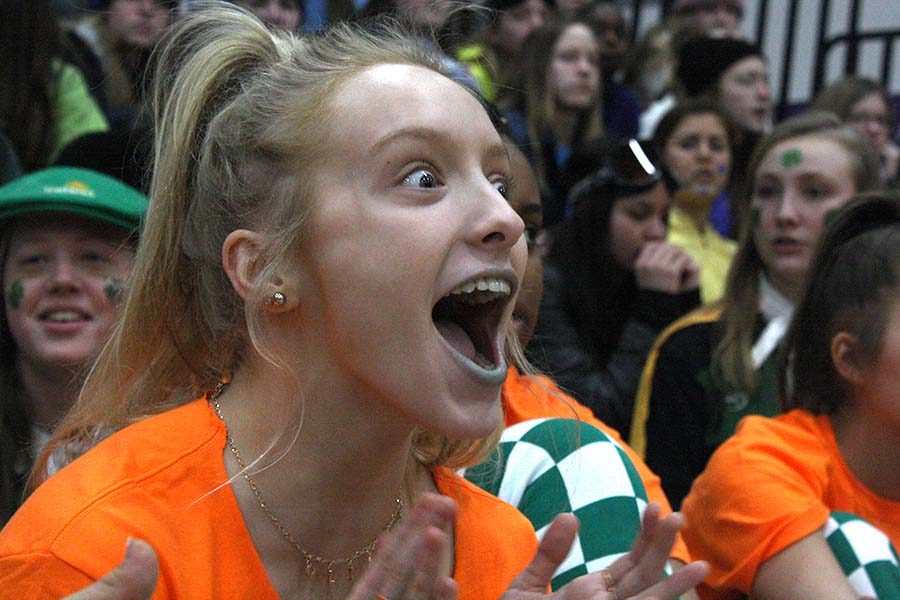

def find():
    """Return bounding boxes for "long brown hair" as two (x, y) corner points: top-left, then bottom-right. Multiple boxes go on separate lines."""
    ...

(519, 19), (603, 189)
(35, 3), (502, 486)
(713, 111), (880, 392)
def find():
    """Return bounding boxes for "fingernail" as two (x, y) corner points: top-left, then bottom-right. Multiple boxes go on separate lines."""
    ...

(125, 537), (137, 559)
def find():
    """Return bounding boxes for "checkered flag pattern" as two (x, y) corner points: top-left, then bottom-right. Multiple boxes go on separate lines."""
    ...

(462, 418), (650, 589)
(825, 511), (900, 599)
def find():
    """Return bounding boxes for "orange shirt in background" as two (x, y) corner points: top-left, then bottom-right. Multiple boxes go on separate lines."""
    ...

(682, 410), (900, 598)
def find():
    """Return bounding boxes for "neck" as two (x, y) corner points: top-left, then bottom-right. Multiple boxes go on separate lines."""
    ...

(766, 272), (804, 304)
(16, 358), (81, 430)
(213, 358), (436, 597)
(831, 404), (900, 501)
(553, 109), (583, 147)
(673, 191), (714, 232)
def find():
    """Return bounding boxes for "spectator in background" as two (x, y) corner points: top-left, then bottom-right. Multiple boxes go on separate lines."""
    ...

(812, 76), (900, 187)
(624, 18), (704, 138)
(456, 0), (551, 109)
(671, 0), (744, 38)
(236, 0), (303, 30)
(504, 19), (604, 226)
(554, 0), (587, 19)
(527, 139), (700, 437)
(579, 1), (642, 140)
(0, 0), (109, 173)
(675, 35), (771, 236)
(630, 112), (880, 509)
(0, 167), (147, 527)
(67, 0), (177, 129)
(652, 99), (737, 303)
(682, 192), (900, 600)
(356, 0), (478, 90)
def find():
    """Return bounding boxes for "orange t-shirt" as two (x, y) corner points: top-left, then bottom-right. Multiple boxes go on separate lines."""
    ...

(501, 366), (691, 564)
(682, 410), (900, 598)
(0, 399), (536, 599)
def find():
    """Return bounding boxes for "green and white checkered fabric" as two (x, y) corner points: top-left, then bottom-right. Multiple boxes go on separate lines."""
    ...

(825, 512), (900, 599)
(462, 418), (649, 589)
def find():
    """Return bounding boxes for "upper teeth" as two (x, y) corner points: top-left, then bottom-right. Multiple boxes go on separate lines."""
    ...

(45, 311), (82, 322)
(447, 277), (511, 297)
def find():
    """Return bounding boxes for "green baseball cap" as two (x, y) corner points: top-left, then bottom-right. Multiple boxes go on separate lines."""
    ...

(0, 167), (148, 233)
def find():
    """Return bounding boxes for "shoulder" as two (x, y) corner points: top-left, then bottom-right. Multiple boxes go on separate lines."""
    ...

(683, 411), (833, 526)
(655, 306), (722, 352)
(681, 411), (835, 592)
(0, 400), (225, 560)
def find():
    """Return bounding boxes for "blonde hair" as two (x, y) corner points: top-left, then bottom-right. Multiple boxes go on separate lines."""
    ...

(35, 2), (502, 484)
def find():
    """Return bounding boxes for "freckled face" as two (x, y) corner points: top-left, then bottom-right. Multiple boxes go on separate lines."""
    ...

(3, 216), (134, 370)
(751, 136), (857, 297)
(608, 181), (670, 270)
(295, 65), (526, 439)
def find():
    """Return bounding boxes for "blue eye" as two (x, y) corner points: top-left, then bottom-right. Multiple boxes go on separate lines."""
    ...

(492, 179), (509, 199)
(403, 169), (438, 189)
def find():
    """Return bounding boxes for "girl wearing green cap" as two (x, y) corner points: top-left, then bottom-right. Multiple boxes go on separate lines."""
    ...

(0, 166), (147, 527)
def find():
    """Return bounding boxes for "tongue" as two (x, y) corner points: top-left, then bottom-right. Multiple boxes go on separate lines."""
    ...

(435, 319), (477, 360)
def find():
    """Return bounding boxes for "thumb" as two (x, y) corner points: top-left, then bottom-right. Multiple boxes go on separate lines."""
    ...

(64, 539), (159, 600)
(505, 514), (579, 593)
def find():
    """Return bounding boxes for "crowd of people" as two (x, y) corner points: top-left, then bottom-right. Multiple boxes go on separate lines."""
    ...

(0, 0), (897, 599)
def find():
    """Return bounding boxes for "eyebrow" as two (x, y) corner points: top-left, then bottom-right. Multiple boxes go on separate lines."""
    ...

(370, 126), (509, 163)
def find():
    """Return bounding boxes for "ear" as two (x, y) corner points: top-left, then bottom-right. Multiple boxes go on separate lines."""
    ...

(222, 230), (299, 313)
(831, 331), (864, 385)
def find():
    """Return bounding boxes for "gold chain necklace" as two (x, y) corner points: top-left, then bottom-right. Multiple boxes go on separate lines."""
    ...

(209, 382), (404, 590)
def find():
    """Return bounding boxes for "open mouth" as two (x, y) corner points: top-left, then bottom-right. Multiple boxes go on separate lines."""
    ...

(39, 309), (91, 323)
(432, 276), (512, 378)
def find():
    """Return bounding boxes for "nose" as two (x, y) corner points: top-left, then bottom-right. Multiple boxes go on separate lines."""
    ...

(645, 215), (667, 241)
(773, 192), (801, 225)
(757, 79), (771, 100)
(47, 256), (81, 293)
(529, 11), (545, 30)
(470, 182), (525, 253)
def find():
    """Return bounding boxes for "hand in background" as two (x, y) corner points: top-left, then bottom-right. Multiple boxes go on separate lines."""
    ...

(634, 241), (701, 294)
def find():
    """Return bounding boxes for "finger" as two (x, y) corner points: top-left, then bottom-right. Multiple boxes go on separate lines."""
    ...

(435, 577), (459, 600)
(64, 539), (159, 600)
(403, 526), (450, 598)
(609, 507), (688, 597)
(624, 560), (709, 600)
(506, 513), (579, 593)
(347, 494), (456, 600)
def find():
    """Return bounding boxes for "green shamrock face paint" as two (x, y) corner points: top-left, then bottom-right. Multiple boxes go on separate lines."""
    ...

(104, 277), (124, 304)
(7, 280), (24, 309)
(781, 148), (803, 168)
